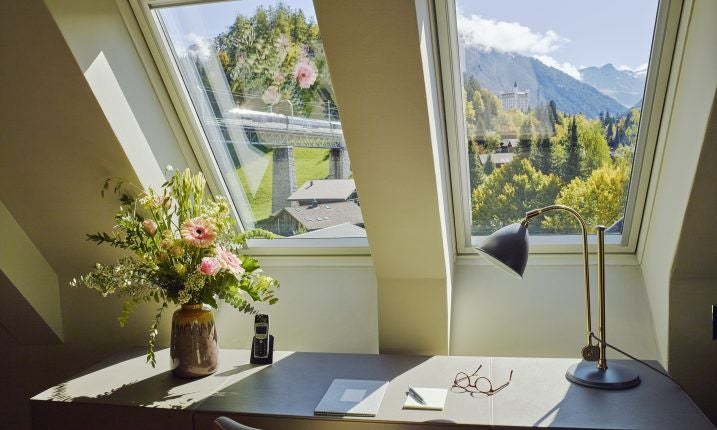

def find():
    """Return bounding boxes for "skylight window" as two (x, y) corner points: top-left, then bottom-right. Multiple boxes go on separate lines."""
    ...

(436, 0), (672, 252)
(151, 0), (365, 241)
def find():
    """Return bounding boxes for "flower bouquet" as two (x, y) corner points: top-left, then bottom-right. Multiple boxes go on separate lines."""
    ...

(71, 168), (278, 369)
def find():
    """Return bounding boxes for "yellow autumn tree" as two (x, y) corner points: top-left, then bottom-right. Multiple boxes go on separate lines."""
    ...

(541, 159), (630, 234)
(472, 159), (562, 235)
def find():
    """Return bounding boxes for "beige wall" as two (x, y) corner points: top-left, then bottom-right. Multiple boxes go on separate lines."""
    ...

(452, 262), (659, 359)
(0, 200), (63, 342)
(314, 0), (452, 355)
(669, 99), (717, 419)
(637, 0), (717, 421)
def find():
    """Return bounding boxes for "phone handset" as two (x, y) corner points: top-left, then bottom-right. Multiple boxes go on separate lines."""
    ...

(250, 314), (274, 364)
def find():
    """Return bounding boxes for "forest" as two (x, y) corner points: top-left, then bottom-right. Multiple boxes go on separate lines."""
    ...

(464, 75), (641, 235)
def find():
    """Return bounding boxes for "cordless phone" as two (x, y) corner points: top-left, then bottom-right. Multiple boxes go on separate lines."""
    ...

(250, 314), (274, 364)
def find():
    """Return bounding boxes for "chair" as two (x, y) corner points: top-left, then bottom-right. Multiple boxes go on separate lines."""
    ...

(213, 416), (261, 430)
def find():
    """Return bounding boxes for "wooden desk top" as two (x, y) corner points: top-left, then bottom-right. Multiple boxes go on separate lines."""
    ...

(31, 349), (714, 430)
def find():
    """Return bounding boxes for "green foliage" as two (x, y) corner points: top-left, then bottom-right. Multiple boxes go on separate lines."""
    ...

(560, 116), (582, 183)
(483, 154), (495, 176)
(516, 117), (534, 159)
(72, 168), (279, 367)
(472, 159), (561, 235)
(213, 3), (330, 116)
(236, 147), (330, 222)
(541, 159), (630, 234)
(529, 136), (553, 175)
(462, 82), (639, 237)
(484, 133), (502, 153)
(578, 118), (610, 175)
(468, 141), (485, 191)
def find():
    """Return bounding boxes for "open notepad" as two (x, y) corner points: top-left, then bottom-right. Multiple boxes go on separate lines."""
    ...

(314, 379), (389, 417)
(403, 387), (448, 410)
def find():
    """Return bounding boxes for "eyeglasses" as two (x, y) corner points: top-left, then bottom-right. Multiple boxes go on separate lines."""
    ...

(452, 365), (513, 397)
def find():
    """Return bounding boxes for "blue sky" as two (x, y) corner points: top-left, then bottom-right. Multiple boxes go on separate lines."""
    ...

(160, 0), (659, 77)
(457, 0), (659, 76)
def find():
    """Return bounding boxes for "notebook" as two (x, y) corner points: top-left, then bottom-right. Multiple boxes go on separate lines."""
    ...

(314, 379), (389, 417)
(403, 387), (448, 411)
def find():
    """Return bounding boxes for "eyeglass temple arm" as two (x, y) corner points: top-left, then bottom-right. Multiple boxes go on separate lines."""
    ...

(522, 205), (594, 348)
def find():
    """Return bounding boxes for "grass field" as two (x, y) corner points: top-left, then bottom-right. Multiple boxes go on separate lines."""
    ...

(236, 147), (330, 222)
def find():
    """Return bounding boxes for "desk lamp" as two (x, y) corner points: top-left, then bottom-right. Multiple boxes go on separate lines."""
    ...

(476, 204), (641, 390)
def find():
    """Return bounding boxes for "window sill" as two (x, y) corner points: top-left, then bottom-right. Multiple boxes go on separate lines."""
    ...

(456, 252), (640, 267)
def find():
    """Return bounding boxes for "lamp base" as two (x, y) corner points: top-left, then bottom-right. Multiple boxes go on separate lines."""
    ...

(566, 361), (641, 390)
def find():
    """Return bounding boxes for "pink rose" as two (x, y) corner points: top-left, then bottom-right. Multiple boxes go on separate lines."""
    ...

(199, 257), (221, 276)
(273, 72), (285, 85)
(142, 219), (157, 236)
(294, 60), (317, 89)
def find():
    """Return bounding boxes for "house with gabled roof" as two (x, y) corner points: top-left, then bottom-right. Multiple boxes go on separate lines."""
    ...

(266, 201), (364, 237)
(287, 179), (357, 205)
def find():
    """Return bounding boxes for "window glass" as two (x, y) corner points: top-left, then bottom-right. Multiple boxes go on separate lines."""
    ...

(155, 1), (365, 239)
(455, 0), (659, 235)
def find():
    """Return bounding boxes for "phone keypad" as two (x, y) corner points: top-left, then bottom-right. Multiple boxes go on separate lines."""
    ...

(255, 338), (268, 357)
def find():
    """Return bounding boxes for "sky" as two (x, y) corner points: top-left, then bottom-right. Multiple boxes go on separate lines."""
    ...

(159, 0), (659, 80)
(457, 0), (659, 78)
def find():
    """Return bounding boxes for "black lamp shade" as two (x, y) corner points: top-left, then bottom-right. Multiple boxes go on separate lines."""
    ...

(475, 223), (529, 279)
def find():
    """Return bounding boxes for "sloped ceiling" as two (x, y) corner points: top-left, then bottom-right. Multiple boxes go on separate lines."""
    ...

(0, 0), (141, 341)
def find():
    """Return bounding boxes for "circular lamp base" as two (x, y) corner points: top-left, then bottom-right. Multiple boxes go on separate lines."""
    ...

(566, 362), (641, 390)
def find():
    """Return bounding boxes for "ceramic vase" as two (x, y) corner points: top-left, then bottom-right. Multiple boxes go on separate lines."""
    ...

(170, 303), (218, 378)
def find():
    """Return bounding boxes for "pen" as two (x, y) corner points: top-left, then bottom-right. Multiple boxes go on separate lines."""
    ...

(408, 387), (425, 404)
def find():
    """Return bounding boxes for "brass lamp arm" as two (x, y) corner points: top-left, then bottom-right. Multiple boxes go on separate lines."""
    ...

(522, 205), (595, 352)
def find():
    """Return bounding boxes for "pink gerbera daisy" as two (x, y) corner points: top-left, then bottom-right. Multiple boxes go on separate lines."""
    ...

(180, 217), (216, 248)
(216, 246), (244, 275)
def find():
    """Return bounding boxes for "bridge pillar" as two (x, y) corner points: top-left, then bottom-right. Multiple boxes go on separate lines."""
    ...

(329, 146), (351, 179)
(272, 146), (296, 213)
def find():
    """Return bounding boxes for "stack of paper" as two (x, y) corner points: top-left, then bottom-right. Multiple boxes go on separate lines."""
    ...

(403, 387), (448, 411)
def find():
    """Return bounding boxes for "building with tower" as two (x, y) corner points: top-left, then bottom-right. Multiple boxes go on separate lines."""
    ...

(500, 81), (530, 112)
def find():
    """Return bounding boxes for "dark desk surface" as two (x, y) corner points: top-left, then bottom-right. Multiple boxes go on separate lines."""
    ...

(31, 349), (714, 430)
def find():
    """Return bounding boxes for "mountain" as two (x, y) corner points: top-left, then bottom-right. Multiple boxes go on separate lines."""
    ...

(579, 63), (646, 108)
(462, 47), (626, 118)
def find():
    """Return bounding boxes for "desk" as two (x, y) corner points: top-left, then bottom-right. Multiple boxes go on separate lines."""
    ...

(31, 349), (714, 429)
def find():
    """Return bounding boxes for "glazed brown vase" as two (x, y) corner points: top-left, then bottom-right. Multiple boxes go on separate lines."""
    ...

(170, 303), (218, 378)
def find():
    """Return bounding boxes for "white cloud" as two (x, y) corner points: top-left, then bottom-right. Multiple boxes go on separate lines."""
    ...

(186, 32), (213, 58)
(617, 63), (648, 76)
(174, 32), (213, 59)
(535, 55), (582, 80)
(457, 14), (568, 55)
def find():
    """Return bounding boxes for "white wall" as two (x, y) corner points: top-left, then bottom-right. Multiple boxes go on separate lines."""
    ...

(216, 260), (378, 354)
(639, 0), (717, 366)
(451, 260), (659, 360)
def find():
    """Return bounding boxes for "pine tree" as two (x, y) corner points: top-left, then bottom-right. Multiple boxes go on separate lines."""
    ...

(517, 117), (534, 159)
(548, 100), (562, 126)
(468, 141), (485, 190)
(606, 123), (615, 149)
(530, 135), (553, 174)
(483, 154), (495, 176)
(562, 116), (582, 183)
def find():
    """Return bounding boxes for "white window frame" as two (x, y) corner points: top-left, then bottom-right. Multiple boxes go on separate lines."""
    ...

(122, 0), (370, 255)
(434, 0), (684, 255)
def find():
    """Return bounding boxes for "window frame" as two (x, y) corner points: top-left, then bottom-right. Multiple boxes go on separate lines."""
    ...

(125, 0), (370, 255)
(434, 0), (683, 255)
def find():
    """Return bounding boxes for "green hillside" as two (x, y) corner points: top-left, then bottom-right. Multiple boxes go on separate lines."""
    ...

(236, 147), (330, 222)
